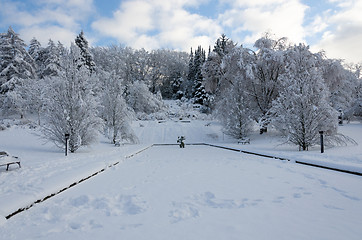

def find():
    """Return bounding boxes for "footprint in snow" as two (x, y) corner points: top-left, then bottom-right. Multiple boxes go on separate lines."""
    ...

(169, 202), (199, 223)
(194, 192), (241, 209)
(118, 195), (148, 215)
(69, 195), (90, 207)
(293, 193), (302, 198)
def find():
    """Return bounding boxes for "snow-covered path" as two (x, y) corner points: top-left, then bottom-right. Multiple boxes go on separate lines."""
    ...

(1, 145), (362, 240)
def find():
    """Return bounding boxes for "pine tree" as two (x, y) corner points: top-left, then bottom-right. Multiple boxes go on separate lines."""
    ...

(28, 38), (42, 62)
(0, 26), (36, 94)
(28, 37), (45, 78)
(41, 39), (61, 78)
(203, 34), (235, 96)
(213, 34), (232, 57)
(185, 48), (195, 98)
(0, 27), (36, 117)
(190, 46), (207, 104)
(75, 31), (96, 73)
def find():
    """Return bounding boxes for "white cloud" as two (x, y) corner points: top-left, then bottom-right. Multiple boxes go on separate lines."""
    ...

(220, 0), (287, 8)
(92, 1), (155, 44)
(311, 0), (362, 63)
(92, 0), (222, 51)
(19, 26), (76, 46)
(0, 0), (95, 46)
(218, 0), (308, 46)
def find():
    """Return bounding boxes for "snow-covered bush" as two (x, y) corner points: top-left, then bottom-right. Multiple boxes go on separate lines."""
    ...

(127, 81), (165, 115)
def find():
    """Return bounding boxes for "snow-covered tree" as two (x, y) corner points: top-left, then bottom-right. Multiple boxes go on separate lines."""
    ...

(0, 27), (36, 117)
(150, 49), (188, 99)
(321, 58), (358, 111)
(271, 44), (337, 150)
(28, 37), (43, 72)
(100, 71), (137, 144)
(203, 34), (235, 95)
(75, 31), (96, 73)
(41, 39), (62, 78)
(127, 80), (164, 115)
(185, 46), (207, 103)
(0, 27), (36, 93)
(216, 46), (254, 138)
(248, 34), (287, 133)
(42, 44), (101, 152)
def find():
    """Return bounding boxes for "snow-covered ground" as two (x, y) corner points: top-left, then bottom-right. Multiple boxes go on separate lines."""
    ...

(0, 112), (362, 239)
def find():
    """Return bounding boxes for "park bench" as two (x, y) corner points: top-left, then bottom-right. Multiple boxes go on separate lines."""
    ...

(238, 137), (250, 145)
(0, 151), (21, 171)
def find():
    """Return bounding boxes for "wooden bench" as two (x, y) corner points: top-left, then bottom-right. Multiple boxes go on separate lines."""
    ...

(238, 138), (250, 145)
(0, 151), (21, 171)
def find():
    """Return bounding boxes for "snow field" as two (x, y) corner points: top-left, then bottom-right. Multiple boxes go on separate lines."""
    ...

(1, 118), (362, 239)
(0, 126), (150, 216)
(1, 145), (362, 240)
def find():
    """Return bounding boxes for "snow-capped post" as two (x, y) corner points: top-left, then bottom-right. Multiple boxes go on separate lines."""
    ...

(338, 108), (344, 125)
(319, 131), (324, 153)
(65, 133), (70, 156)
(177, 136), (185, 148)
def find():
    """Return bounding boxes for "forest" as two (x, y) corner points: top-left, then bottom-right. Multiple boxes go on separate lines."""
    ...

(1, 27), (361, 151)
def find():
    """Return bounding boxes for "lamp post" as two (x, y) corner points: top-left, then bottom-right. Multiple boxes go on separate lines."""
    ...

(65, 133), (70, 156)
(319, 131), (324, 153)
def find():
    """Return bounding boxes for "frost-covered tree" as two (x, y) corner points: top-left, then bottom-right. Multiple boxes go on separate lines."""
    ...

(248, 34), (287, 133)
(271, 44), (337, 150)
(216, 46), (254, 138)
(203, 34), (235, 95)
(150, 49), (188, 99)
(75, 31), (96, 73)
(100, 71), (137, 144)
(42, 44), (101, 152)
(0, 27), (36, 93)
(127, 80), (164, 115)
(321, 58), (358, 111)
(0, 27), (36, 117)
(28, 38), (44, 74)
(41, 39), (62, 78)
(186, 46), (207, 103)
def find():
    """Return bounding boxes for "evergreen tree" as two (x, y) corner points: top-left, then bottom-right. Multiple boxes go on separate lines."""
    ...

(186, 46), (207, 104)
(28, 37), (46, 78)
(203, 34), (235, 96)
(75, 31), (96, 73)
(28, 38), (42, 63)
(185, 48), (195, 98)
(0, 27), (36, 117)
(0, 26), (36, 94)
(213, 34), (233, 57)
(41, 39), (61, 78)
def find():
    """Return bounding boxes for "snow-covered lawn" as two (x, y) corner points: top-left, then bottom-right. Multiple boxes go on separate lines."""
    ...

(0, 119), (362, 239)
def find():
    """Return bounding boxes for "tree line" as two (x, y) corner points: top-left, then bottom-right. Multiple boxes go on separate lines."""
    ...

(1, 27), (361, 151)
(202, 34), (361, 150)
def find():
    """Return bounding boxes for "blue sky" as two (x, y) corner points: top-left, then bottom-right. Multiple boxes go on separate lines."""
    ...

(1, 0), (362, 63)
